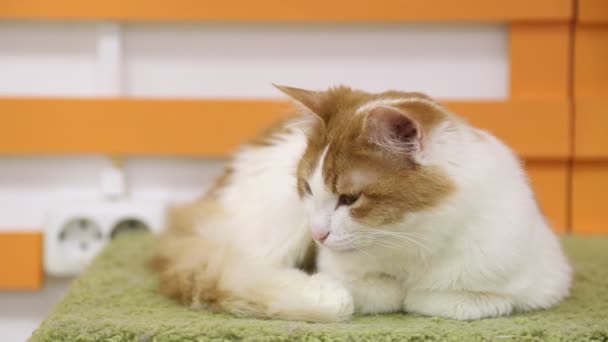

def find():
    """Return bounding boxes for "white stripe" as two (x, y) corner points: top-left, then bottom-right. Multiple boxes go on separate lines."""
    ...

(97, 23), (123, 96)
(355, 97), (444, 115)
(309, 145), (330, 195)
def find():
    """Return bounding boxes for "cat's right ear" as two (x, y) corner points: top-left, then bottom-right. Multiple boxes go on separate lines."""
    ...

(273, 84), (327, 119)
(364, 105), (423, 155)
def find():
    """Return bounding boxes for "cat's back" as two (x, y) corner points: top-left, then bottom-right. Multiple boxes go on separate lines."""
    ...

(201, 114), (314, 265)
(218, 114), (311, 202)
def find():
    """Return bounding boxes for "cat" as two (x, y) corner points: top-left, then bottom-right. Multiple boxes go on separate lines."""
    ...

(153, 85), (572, 322)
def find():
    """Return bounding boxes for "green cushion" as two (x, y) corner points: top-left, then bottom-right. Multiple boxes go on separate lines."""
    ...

(30, 233), (608, 342)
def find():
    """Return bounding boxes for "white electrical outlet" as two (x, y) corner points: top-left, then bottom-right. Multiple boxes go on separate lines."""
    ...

(44, 200), (167, 276)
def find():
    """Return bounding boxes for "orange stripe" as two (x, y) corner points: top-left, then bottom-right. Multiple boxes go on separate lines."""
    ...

(447, 101), (571, 159)
(0, 98), (571, 159)
(509, 22), (575, 230)
(571, 19), (608, 233)
(574, 25), (608, 99)
(0, 232), (43, 289)
(575, 99), (608, 159)
(1, 0), (573, 22)
(526, 161), (569, 233)
(0, 98), (290, 157)
(577, 0), (608, 23)
(574, 25), (608, 98)
(510, 23), (573, 100)
(572, 161), (608, 234)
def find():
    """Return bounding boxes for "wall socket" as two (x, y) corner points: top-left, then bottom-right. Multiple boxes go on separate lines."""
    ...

(44, 200), (167, 276)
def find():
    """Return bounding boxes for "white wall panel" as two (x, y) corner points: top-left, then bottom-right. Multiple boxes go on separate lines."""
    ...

(0, 22), (100, 96)
(0, 21), (510, 340)
(0, 157), (224, 229)
(124, 23), (509, 100)
(0, 22), (510, 229)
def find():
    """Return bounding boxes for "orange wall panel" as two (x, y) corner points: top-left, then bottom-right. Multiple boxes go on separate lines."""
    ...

(526, 161), (569, 233)
(447, 101), (571, 159)
(578, 0), (608, 24)
(572, 162), (608, 234)
(572, 19), (608, 234)
(573, 25), (608, 159)
(510, 23), (572, 100)
(574, 25), (608, 98)
(1, 0), (573, 22)
(0, 99), (571, 159)
(575, 99), (608, 159)
(0, 99), (290, 157)
(0, 232), (43, 289)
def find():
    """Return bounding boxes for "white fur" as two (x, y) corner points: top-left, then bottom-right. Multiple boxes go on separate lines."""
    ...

(194, 101), (571, 321)
(307, 146), (334, 241)
(194, 118), (354, 321)
(311, 113), (572, 319)
(355, 97), (445, 115)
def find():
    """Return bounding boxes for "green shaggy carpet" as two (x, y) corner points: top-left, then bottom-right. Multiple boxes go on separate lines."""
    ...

(31, 233), (608, 342)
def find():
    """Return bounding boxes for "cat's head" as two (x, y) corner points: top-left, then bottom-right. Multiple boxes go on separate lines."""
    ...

(277, 85), (457, 253)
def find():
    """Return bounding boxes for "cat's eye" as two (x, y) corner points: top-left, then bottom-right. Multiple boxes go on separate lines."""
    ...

(303, 181), (312, 195)
(337, 193), (361, 207)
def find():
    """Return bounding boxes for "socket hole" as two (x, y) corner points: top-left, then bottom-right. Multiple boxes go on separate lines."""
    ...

(58, 217), (104, 256)
(111, 218), (150, 238)
(59, 218), (103, 242)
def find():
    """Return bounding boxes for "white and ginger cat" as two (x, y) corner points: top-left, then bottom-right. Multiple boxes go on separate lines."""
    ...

(154, 85), (572, 322)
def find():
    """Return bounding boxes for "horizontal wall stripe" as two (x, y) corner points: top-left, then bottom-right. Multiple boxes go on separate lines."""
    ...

(0, 98), (571, 159)
(0, 232), (43, 289)
(1, 0), (573, 22)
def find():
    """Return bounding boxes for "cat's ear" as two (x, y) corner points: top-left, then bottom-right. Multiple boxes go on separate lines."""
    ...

(364, 105), (423, 155)
(273, 84), (326, 117)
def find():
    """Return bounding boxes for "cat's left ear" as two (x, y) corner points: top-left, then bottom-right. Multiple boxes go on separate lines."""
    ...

(364, 105), (423, 155)
(273, 84), (327, 118)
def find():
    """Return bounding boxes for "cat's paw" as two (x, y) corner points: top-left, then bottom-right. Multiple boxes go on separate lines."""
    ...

(305, 273), (355, 321)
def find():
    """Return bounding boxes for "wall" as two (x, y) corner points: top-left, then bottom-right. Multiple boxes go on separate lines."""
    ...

(0, 22), (509, 231)
(0, 20), (512, 341)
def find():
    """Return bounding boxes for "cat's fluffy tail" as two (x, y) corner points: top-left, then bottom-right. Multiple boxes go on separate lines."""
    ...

(153, 227), (354, 322)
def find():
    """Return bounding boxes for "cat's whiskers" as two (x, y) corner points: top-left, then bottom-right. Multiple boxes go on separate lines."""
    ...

(348, 243), (375, 259)
(352, 238), (399, 252)
(353, 231), (431, 253)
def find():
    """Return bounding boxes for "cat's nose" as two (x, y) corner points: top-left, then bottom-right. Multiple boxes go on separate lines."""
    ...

(311, 228), (330, 243)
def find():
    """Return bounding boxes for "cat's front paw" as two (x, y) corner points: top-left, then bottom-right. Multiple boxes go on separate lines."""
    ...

(305, 273), (355, 321)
